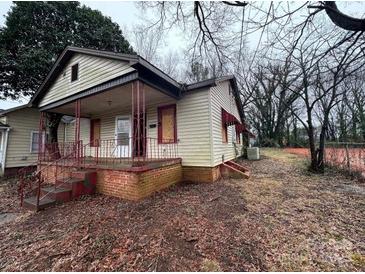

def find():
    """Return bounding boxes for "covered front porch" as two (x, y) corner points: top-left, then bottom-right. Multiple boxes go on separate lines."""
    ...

(38, 80), (180, 171)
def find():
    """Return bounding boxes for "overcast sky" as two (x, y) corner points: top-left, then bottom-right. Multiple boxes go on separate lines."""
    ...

(0, 1), (364, 110)
(0, 1), (189, 110)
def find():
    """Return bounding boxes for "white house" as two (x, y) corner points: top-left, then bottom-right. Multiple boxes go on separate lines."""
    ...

(19, 46), (252, 207)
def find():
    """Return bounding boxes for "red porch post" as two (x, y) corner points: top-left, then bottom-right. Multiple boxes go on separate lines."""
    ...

(131, 80), (146, 162)
(74, 99), (81, 166)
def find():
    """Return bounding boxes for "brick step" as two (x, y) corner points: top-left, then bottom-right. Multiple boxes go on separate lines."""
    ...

(55, 177), (84, 188)
(221, 163), (250, 179)
(57, 175), (96, 197)
(71, 170), (97, 180)
(41, 186), (72, 203)
(23, 196), (56, 211)
(226, 160), (249, 173)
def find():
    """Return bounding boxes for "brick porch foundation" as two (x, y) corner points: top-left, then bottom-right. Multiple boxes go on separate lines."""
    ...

(97, 163), (182, 200)
(182, 166), (221, 183)
(37, 162), (228, 201)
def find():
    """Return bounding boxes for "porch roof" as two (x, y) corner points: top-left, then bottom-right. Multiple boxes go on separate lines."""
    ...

(28, 46), (247, 127)
(47, 82), (174, 117)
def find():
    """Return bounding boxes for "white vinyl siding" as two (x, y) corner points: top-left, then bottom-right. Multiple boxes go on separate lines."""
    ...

(39, 53), (135, 107)
(210, 80), (243, 166)
(64, 118), (91, 145)
(5, 108), (40, 168)
(3, 108), (70, 169)
(63, 88), (212, 166)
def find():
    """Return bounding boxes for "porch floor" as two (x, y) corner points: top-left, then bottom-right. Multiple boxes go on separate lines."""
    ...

(41, 157), (182, 172)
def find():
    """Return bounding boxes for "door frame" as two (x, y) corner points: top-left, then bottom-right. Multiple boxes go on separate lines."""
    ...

(115, 115), (132, 157)
(157, 104), (177, 144)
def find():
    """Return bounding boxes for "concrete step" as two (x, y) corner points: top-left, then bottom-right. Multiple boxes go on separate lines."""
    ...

(41, 186), (72, 203)
(23, 196), (56, 211)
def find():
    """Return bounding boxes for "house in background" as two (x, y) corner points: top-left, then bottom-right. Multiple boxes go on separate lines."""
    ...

(19, 46), (251, 210)
(0, 105), (74, 176)
(0, 106), (40, 176)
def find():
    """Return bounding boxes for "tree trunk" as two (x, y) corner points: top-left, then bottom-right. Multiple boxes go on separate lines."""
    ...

(47, 113), (63, 160)
(313, 115), (329, 173)
(308, 125), (318, 171)
(293, 119), (298, 146)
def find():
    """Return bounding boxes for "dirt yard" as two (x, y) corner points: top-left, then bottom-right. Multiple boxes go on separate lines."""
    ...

(0, 149), (364, 271)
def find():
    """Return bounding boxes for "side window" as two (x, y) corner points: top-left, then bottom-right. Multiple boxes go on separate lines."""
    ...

(30, 131), (40, 153)
(222, 124), (228, 143)
(236, 131), (241, 144)
(30, 131), (47, 153)
(71, 63), (79, 82)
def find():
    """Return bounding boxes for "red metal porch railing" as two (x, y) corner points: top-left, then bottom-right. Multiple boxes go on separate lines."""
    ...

(80, 137), (179, 167)
(18, 137), (179, 208)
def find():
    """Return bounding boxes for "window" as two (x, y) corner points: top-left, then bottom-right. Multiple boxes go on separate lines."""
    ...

(30, 131), (47, 153)
(236, 132), (241, 144)
(71, 63), (79, 82)
(158, 104), (177, 144)
(222, 124), (228, 143)
(90, 119), (101, 147)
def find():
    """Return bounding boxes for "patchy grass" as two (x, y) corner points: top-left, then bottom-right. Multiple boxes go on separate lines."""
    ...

(0, 149), (364, 271)
(261, 148), (308, 167)
(201, 258), (221, 272)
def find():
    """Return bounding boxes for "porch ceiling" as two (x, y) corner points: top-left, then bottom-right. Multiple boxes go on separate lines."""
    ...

(49, 82), (172, 117)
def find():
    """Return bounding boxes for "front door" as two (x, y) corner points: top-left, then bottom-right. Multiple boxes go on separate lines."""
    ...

(115, 116), (131, 157)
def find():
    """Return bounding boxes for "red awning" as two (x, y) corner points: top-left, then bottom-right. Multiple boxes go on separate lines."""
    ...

(221, 108), (239, 126)
(235, 123), (246, 133)
(235, 122), (256, 138)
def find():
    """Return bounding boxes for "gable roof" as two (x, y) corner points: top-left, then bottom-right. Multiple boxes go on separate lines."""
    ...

(30, 46), (181, 106)
(29, 46), (246, 124)
(0, 104), (31, 116)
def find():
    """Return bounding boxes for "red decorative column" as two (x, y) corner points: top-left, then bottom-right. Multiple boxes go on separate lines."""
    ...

(131, 81), (146, 161)
(74, 99), (81, 165)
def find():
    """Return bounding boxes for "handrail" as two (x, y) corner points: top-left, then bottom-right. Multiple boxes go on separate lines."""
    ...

(18, 141), (81, 208)
(34, 146), (81, 203)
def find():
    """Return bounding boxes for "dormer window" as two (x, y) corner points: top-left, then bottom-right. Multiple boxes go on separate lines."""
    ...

(71, 64), (79, 82)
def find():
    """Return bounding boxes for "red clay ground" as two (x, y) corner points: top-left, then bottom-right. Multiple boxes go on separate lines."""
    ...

(284, 147), (365, 176)
(0, 149), (364, 271)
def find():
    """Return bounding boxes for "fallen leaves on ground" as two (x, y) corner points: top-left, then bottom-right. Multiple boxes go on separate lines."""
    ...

(0, 149), (364, 271)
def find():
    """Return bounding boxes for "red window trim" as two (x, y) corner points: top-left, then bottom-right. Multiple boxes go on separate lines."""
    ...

(90, 118), (100, 147)
(158, 104), (177, 144)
